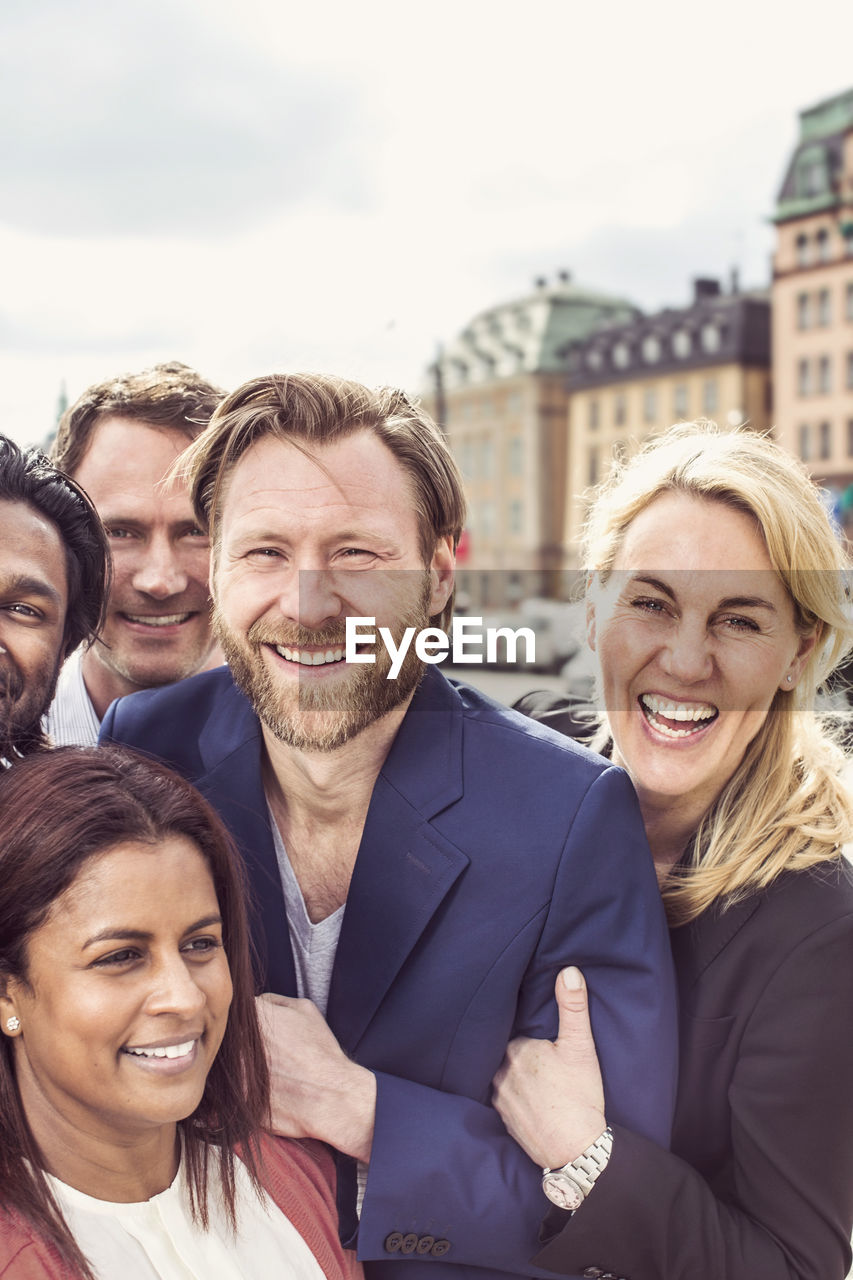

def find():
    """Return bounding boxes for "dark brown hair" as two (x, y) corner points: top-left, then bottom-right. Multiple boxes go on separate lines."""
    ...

(179, 373), (466, 631)
(51, 361), (225, 477)
(0, 434), (110, 664)
(0, 747), (269, 1278)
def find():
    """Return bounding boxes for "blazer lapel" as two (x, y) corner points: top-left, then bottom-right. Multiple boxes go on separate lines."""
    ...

(196, 694), (298, 996)
(670, 892), (762, 996)
(327, 669), (469, 1052)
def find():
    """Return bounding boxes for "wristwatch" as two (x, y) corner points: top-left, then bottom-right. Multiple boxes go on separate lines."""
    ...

(541, 1127), (613, 1210)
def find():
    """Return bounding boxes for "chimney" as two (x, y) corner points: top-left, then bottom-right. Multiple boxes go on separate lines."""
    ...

(693, 277), (721, 302)
(534, 276), (548, 290)
(729, 266), (740, 295)
(557, 269), (572, 284)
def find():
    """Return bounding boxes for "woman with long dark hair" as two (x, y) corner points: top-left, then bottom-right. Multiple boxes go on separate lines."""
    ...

(0, 746), (359, 1279)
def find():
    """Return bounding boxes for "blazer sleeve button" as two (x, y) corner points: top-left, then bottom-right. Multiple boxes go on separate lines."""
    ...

(384, 1232), (404, 1253)
(401, 1233), (419, 1254)
(416, 1236), (435, 1254)
(431, 1239), (451, 1257)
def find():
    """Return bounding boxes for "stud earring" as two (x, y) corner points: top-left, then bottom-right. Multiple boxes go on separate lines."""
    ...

(786, 675), (793, 684)
(6, 1017), (20, 1033)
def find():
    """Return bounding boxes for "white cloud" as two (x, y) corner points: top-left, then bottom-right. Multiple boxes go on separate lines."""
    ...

(2, 0), (853, 445)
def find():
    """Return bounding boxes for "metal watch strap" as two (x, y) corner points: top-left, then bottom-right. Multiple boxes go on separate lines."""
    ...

(543, 1126), (613, 1197)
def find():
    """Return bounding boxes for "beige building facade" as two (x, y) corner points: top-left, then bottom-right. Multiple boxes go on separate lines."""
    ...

(772, 88), (853, 501)
(424, 274), (637, 606)
(562, 280), (772, 560)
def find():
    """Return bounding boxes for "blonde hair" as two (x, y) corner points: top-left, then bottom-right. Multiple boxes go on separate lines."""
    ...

(583, 422), (853, 925)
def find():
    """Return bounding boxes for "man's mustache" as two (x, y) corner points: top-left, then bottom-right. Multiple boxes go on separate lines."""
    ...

(247, 622), (349, 649)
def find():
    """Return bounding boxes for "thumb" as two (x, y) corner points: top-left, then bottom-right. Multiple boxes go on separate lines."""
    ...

(553, 966), (594, 1052)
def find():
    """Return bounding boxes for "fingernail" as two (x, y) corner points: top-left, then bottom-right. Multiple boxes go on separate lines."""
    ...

(562, 966), (583, 990)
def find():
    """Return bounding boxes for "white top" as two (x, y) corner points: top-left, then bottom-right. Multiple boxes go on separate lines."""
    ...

(46, 1153), (325, 1280)
(43, 646), (100, 747)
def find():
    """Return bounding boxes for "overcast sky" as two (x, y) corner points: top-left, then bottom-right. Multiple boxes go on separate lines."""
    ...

(2, 0), (852, 448)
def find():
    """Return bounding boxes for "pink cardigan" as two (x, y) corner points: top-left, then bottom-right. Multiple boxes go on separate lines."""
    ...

(0, 1133), (362, 1279)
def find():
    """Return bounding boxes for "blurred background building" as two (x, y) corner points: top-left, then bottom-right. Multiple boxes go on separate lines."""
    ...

(424, 273), (636, 608)
(423, 84), (853, 602)
(771, 87), (853, 515)
(561, 277), (771, 558)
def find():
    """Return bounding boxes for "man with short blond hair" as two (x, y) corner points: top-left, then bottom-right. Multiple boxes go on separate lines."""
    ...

(102, 372), (677, 1280)
(45, 362), (224, 745)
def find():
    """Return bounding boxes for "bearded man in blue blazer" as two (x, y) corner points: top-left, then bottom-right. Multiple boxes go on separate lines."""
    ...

(101, 373), (677, 1280)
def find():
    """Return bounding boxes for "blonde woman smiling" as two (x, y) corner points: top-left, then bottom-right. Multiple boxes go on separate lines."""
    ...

(498, 424), (853, 1280)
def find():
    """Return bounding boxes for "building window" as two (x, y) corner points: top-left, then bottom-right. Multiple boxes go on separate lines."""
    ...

(460, 440), (475, 479)
(642, 335), (661, 363)
(481, 439), (495, 479)
(507, 436), (523, 476)
(796, 234), (809, 267)
(847, 352), (853, 391)
(819, 421), (831, 461)
(817, 228), (830, 263)
(613, 342), (630, 368)
(672, 330), (692, 358)
(673, 384), (689, 418)
(797, 150), (827, 198)
(848, 419), (853, 458)
(701, 323), (720, 353)
(799, 424), (810, 461)
(480, 501), (495, 539)
(588, 447), (599, 486)
(614, 393), (626, 426)
(818, 355), (831, 394)
(508, 500), (523, 536)
(797, 358), (811, 396)
(703, 378), (718, 414)
(847, 282), (853, 320)
(589, 398), (600, 430)
(797, 292), (810, 329)
(643, 387), (657, 424)
(507, 391), (522, 415)
(818, 288), (831, 326)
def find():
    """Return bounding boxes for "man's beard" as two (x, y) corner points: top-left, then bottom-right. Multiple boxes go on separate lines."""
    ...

(213, 573), (434, 753)
(0, 653), (61, 763)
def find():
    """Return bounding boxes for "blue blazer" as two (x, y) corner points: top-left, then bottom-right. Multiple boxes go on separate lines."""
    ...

(102, 665), (677, 1280)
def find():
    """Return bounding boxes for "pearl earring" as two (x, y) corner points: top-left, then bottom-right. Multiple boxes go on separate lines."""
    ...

(786, 675), (793, 684)
(6, 1017), (20, 1032)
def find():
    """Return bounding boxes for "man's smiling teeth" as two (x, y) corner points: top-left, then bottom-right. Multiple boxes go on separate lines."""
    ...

(123, 1039), (196, 1059)
(640, 694), (718, 738)
(124, 613), (192, 627)
(275, 646), (344, 666)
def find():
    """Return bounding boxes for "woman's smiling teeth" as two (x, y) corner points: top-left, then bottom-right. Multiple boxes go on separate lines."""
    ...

(275, 645), (344, 666)
(123, 1039), (197, 1060)
(640, 693), (718, 738)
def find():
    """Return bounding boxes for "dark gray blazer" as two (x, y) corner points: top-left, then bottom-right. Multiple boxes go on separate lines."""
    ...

(532, 861), (853, 1279)
(516, 692), (853, 1280)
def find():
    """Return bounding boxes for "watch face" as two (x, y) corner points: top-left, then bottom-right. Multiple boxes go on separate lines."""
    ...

(542, 1171), (584, 1211)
